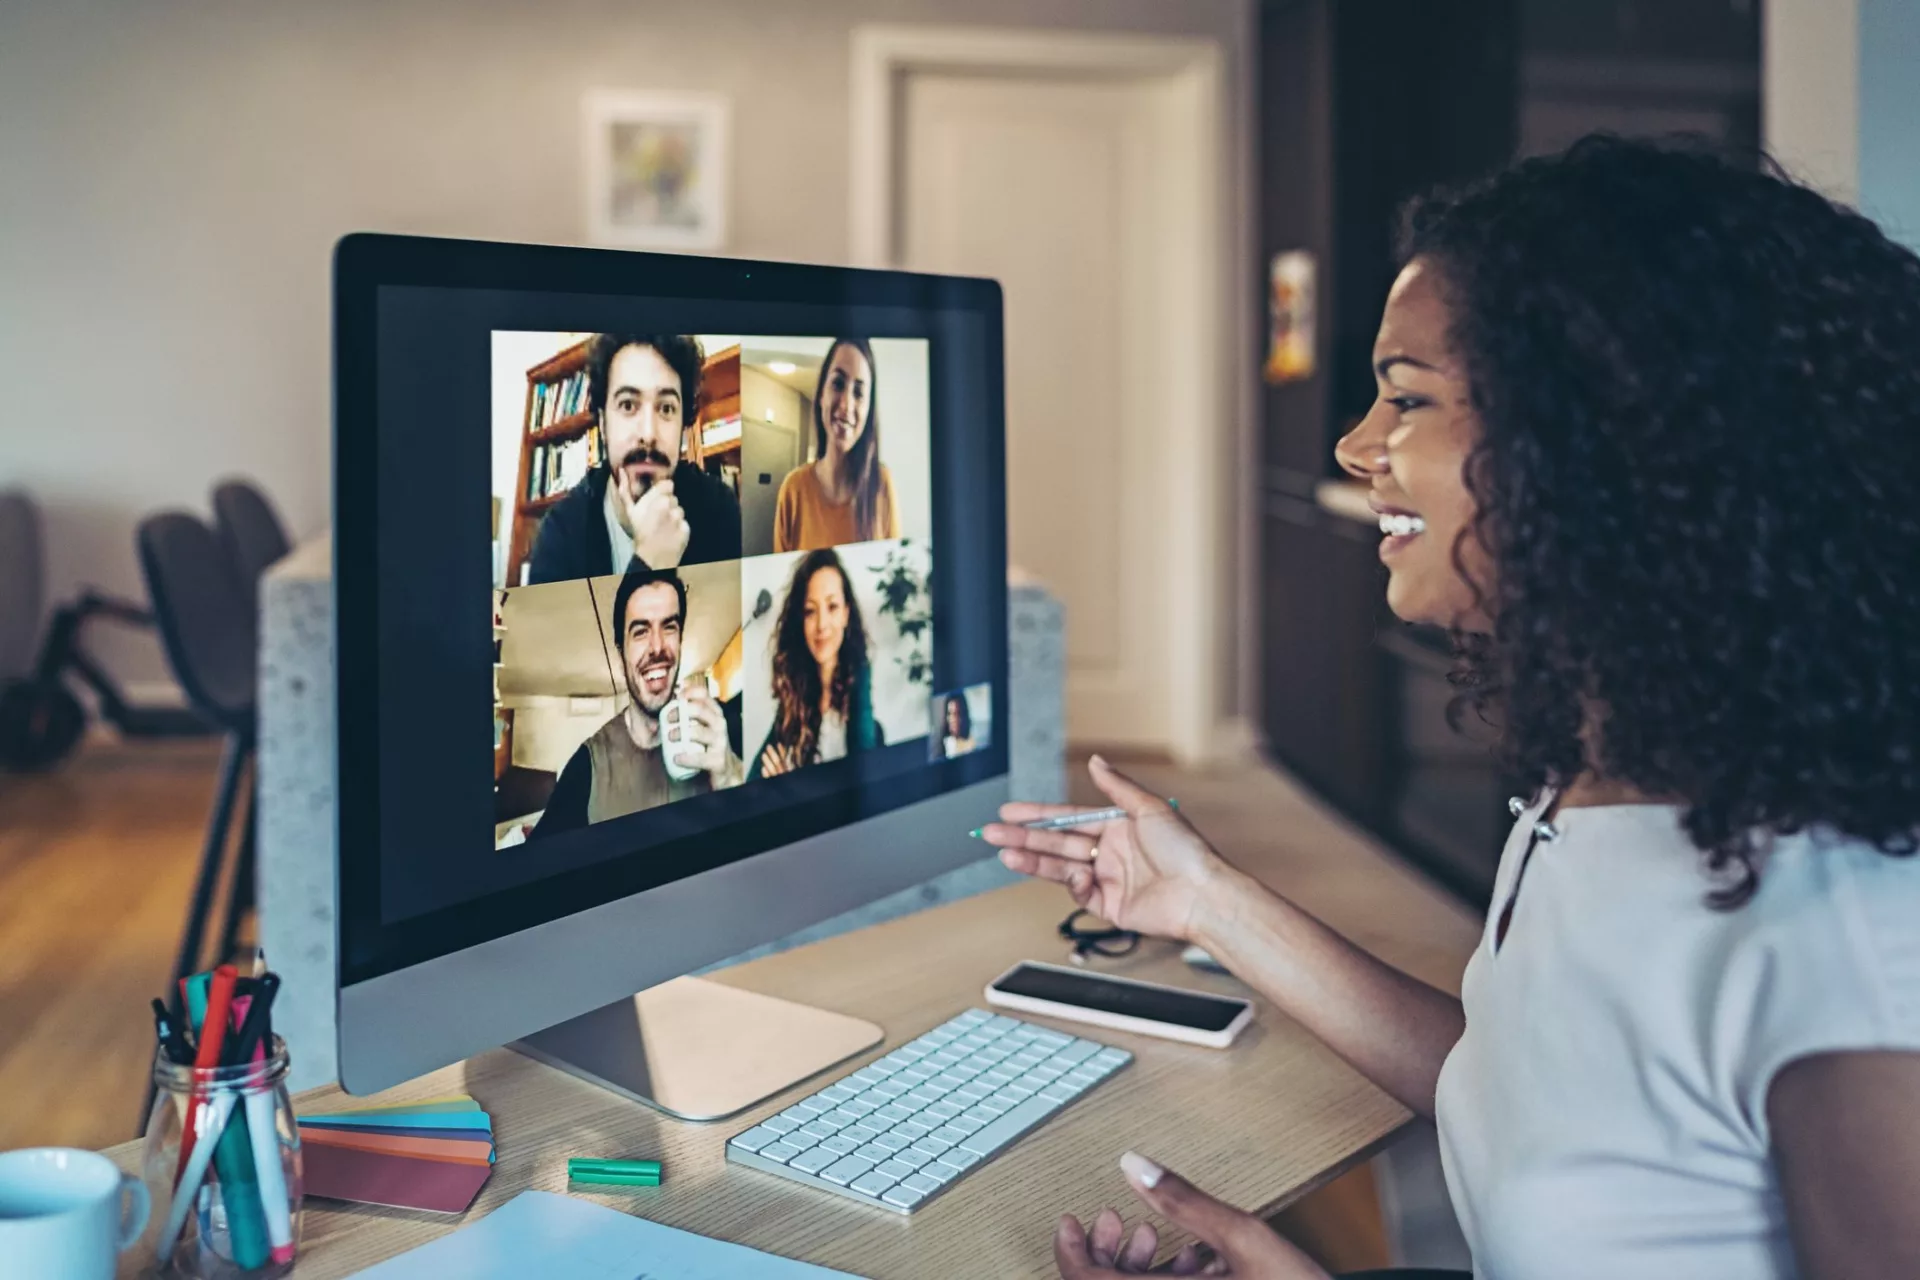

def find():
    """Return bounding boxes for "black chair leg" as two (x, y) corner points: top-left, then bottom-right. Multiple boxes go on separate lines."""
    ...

(214, 761), (256, 972)
(145, 732), (248, 1132)
(169, 732), (246, 990)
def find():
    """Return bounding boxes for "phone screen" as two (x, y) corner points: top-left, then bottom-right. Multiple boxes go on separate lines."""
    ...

(993, 965), (1245, 1032)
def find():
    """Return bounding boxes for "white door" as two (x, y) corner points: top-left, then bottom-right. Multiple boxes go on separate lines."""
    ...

(888, 64), (1219, 753)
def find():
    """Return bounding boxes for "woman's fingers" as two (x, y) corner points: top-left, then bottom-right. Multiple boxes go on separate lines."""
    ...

(1165, 1242), (1206, 1274)
(980, 823), (1099, 860)
(1054, 1215), (1100, 1279)
(1089, 1208), (1125, 1267)
(998, 847), (1095, 889)
(999, 801), (1092, 824)
(1117, 1152), (1329, 1279)
(1118, 1221), (1158, 1272)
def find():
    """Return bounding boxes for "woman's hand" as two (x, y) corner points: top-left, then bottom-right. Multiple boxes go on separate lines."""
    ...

(758, 742), (799, 777)
(1054, 1153), (1330, 1278)
(982, 756), (1233, 944)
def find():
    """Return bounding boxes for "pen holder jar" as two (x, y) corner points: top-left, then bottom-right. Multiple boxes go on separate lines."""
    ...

(142, 1037), (302, 1279)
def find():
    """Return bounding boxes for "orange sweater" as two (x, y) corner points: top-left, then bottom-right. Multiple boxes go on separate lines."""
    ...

(772, 463), (899, 551)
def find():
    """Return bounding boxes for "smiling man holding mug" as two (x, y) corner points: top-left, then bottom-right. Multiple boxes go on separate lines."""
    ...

(532, 566), (743, 838)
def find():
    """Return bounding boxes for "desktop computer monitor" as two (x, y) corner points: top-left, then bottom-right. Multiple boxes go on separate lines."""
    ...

(332, 235), (1007, 1112)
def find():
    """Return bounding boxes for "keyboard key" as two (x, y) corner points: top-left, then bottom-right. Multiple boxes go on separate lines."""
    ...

(819, 1083), (858, 1103)
(960, 1104), (1003, 1127)
(896, 1064), (936, 1083)
(916, 1133), (955, 1155)
(853, 1143), (895, 1165)
(791, 1146), (841, 1175)
(974, 1097), (1012, 1117)
(920, 1160), (961, 1185)
(1093, 1048), (1131, 1067)
(820, 1155), (876, 1186)
(925, 1100), (965, 1121)
(731, 1125), (779, 1152)
(763, 1114), (803, 1134)
(852, 1065), (892, 1084)
(759, 1141), (804, 1164)
(842, 1098), (880, 1117)
(1000, 1083), (1037, 1102)
(871, 1132), (912, 1152)
(870, 1080), (910, 1101)
(1039, 1083), (1077, 1104)
(983, 1015), (1021, 1034)
(1056, 1039), (1102, 1065)
(930, 1124), (971, 1145)
(895, 1119), (933, 1140)
(1023, 1027), (1073, 1047)
(821, 1135), (859, 1156)
(894, 1146), (933, 1169)
(874, 1158), (918, 1182)
(841, 1122), (883, 1145)
(852, 1169), (901, 1197)
(875, 1103), (916, 1125)
(958, 1093), (1068, 1158)
(797, 1121), (840, 1143)
(882, 1183), (929, 1209)
(783, 1129), (821, 1151)
(794, 1095), (834, 1113)
(936, 1147), (983, 1172)
(953, 1009), (989, 1025)
(954, 1081), (993, 1101)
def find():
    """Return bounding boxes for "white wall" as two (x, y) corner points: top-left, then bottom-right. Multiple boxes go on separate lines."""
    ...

(0, 0), (1251, 697)
(1763, 0), (1860, 202)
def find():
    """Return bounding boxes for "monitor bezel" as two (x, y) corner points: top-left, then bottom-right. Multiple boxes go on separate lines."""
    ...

(333, 233), (1007, 991)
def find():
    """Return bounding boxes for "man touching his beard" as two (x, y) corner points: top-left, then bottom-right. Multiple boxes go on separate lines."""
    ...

(526, 333), (741, 584)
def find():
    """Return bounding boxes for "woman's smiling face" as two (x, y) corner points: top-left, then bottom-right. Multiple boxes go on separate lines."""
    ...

(1334, 258), (1491, 631)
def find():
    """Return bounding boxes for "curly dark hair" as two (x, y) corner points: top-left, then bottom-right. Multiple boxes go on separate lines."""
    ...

(584, 333), (705, 427)
(1397, 134), (1920, 906)
(769, 549), (870, 766)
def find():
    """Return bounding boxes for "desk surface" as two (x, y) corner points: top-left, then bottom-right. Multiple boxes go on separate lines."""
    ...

(111, 762), (1480, 1279)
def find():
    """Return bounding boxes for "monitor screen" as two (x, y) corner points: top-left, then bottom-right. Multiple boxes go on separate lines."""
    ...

(335, 239), (1006, 988)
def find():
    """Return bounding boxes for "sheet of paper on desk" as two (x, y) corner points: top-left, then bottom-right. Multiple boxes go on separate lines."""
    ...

(349, 1190), (867, 1280)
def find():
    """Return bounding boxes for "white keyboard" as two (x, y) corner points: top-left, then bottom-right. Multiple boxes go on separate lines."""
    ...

(725, 1008), (1131, 1214)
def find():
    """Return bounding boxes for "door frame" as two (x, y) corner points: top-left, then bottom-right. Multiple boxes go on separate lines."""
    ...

(850, 25), (1231, 764)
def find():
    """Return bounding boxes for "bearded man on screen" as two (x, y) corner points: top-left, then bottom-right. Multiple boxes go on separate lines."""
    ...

(526, 333), (741, 584)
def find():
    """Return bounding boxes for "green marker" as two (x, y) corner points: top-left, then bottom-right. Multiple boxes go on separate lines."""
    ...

(568, 1157), (662, 1187)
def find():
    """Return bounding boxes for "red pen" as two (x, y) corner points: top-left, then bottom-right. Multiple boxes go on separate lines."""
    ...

(175, 964), (239, 1180)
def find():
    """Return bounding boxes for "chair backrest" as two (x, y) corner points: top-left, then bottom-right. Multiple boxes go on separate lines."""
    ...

(211, 479), (291, 610)
(0, 490), (43, 681)
(137, 511), (256, 733)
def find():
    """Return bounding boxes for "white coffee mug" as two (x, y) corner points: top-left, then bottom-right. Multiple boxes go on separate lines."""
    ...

(660, 673), (713, 784)
(0, 1147), (149, 1280)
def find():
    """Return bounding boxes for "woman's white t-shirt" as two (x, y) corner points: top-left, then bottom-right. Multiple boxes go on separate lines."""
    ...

(1434, 799), (1920, 1279)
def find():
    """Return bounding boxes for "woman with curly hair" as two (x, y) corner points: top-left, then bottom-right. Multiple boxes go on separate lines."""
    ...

(987, 137), (1920, 1279)
(750, 549), (885, 778)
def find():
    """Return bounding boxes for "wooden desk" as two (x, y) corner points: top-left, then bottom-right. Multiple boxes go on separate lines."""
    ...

(111, 763), (1479, 1278)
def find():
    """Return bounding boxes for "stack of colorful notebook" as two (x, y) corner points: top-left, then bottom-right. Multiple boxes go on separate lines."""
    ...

(296, 1094), (495, 1214)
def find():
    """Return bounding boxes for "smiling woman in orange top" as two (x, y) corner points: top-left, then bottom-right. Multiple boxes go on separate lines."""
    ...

(772, 338), (899, 551)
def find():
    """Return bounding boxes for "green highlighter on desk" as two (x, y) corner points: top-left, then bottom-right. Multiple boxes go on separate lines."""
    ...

(567, 1156), (662, 1187)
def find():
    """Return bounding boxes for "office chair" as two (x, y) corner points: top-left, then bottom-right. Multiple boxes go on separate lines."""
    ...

(137, 511), (258, 1025)
(211, 478), (292, 614)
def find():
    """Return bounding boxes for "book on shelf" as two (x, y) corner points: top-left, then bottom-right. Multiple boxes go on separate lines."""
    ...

(524, 432), (596, 502)
(528, 368), (590, 433)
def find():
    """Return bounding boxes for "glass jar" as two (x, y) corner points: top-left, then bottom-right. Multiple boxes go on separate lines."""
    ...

(141, 1037), (302, 1278)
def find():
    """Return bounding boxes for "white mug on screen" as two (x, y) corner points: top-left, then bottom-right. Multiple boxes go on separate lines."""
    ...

(0, 1147), (149, 1280)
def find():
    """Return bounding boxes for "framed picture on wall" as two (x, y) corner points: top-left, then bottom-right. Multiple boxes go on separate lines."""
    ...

(582, 90), (730, 251)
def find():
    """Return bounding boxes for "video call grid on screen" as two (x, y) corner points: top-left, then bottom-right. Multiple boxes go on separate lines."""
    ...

(359, 282), (1005, 964)
(492, 330), (937, 851)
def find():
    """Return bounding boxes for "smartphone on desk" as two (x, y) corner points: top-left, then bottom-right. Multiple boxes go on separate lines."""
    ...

(985, 961), (1254, 1049)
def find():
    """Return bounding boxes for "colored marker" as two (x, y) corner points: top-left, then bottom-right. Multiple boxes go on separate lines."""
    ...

(568, 1157), (662, 1179)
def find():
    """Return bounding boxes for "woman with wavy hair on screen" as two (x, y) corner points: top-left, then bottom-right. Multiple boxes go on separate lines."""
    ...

(773, 338), (899, 551)
(985, 137), (1920, 1279)
(751, 549), (886, 778)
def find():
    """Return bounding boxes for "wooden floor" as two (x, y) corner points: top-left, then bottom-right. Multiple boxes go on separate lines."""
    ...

(3, 739), (1476, 1270)
(0, 736), (223, 1150)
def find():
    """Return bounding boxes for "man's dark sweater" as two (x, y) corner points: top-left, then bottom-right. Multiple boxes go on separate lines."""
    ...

(526, 462), (741, 585)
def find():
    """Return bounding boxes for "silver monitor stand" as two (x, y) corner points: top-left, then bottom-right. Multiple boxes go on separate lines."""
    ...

(513, 975), (884, 1121)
